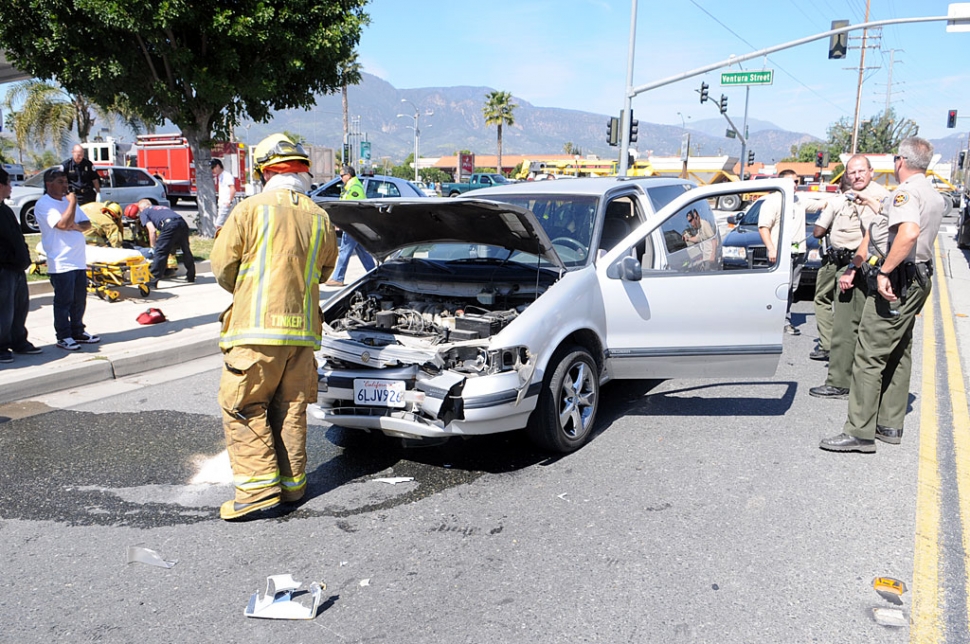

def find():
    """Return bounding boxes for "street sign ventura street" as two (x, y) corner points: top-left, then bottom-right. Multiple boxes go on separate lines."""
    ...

(720, 70), (774, 86)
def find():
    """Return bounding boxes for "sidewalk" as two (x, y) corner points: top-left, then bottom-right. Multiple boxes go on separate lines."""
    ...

(0, 257), (368, 405)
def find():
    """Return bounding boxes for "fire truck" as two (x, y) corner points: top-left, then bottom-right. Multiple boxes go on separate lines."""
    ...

(133, 133), (247, 205)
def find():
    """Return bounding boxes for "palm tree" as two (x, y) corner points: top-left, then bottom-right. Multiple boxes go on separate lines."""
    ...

(482, 91), (517, 176)
(3, 80), (115, 153)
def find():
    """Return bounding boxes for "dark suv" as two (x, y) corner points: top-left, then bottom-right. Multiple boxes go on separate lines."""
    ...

(721, 198), (821, 289)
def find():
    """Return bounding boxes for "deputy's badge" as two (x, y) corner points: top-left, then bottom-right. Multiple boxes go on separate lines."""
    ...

(893, 192), (910, 207)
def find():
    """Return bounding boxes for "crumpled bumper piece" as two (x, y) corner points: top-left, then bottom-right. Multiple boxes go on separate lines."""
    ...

(244, 574), (326, 620)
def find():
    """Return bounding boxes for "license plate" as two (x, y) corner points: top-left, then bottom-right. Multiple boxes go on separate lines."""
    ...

(354, 379), (406, 408)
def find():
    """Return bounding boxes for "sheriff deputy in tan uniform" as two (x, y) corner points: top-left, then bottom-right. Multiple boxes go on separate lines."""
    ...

(820, 137), (946, 453)
(210, 133), (338, 520)
(808, 155), (889, 378)
(80, 201), (125, 248)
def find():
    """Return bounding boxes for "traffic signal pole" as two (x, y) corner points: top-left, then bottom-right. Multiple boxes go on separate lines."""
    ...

(739, 85), (750, 180)
(616, 5), (968, 176)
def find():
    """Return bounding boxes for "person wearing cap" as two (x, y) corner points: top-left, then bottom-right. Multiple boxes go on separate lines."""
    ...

(81, 201), (125, 248)
(125, 200), (195, 286)
(324, 165), (376, 287)
(36, 168), (100, 351)
(0, 166), (42, 362)
(210, 133), (338, 521)
(211, 158), (237, 232)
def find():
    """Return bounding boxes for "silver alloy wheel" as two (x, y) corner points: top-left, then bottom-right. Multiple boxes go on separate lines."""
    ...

(557, 359), (596, 439)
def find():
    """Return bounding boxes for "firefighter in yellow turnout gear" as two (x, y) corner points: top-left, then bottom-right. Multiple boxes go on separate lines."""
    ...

(210, 133), (338, 520)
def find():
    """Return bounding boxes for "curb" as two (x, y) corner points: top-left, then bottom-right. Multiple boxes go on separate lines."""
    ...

(0, 331), (222, 405)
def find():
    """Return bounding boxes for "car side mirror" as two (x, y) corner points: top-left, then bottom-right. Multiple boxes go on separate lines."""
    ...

(607, 255), (642, 281)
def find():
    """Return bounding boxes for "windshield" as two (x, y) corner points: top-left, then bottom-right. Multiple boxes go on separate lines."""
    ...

(392, 194), (598, 269)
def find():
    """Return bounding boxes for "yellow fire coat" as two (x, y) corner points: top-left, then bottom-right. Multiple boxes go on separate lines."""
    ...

(211, 187), (338, 349)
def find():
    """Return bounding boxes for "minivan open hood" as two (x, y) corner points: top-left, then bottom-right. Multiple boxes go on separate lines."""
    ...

(319, 198), (565, 270)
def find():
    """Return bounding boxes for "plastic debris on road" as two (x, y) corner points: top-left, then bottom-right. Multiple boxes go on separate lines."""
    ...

(872, 607), (907, 627)
(244, 574), (325, 620)
(126, 546), (177, 568)
(873, 576), (907, 605)
(373, 477), (414, 485)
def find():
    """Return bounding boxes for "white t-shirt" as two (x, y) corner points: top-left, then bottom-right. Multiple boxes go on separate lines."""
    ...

(216, 170), (235, 206)
(36, 194), (89, 273)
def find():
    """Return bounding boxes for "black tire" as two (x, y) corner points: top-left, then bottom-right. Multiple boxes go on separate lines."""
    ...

(20, 201), (39, 233)
(718, 194), (742, 211)
(449, 191), (461, 198)
(168, 196), (179, 207)
(527, 345), (599, 453)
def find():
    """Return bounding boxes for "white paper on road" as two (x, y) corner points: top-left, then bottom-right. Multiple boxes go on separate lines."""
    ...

(373, 477), (415, 485)
(244, 574), (325, 620)
(126, 545), (178, 568)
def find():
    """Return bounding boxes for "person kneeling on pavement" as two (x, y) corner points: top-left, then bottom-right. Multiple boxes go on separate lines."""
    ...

(81, 201), (125, 248)
(210, 133), (338, 521)
(124, 200), (195, 287)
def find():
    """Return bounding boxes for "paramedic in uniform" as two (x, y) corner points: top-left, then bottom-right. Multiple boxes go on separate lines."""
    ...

(81, 201), (125, 248)
(125, 200), (196, 286)
(820, 137), (946, 453)
(210, 133), (338, 520)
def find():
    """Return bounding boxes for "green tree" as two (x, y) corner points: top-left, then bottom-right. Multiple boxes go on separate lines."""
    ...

(282, 131), (307, 145)
(563, 142), (582, 156)
(482, 90), (517, 177)
(827, 109), (918, 154)
(27, 149), (59, 172)
(0, 0), (368, 236)
(781, 141), (836, 163)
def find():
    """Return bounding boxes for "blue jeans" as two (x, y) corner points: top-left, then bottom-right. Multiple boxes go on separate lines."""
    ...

(329, 232), (376, 283)
(49, 269), (88, 341)
(0, 267), (29, 351)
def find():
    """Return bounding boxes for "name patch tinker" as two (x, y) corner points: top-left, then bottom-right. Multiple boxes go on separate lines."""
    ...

(893, 192), (910, 207)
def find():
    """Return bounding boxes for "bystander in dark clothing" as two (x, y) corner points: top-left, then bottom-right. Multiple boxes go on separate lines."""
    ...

(0, 167), (41, 362)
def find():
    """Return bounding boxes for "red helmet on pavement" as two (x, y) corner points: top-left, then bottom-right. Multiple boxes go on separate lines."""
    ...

(124, 203), (141, 220)
(136, 308), (167, 325)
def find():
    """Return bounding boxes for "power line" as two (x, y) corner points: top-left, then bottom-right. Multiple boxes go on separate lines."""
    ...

(689, 0), (850, 116)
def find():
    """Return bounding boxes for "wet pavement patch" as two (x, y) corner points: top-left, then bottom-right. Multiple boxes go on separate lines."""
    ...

(0, 410), (550, 528)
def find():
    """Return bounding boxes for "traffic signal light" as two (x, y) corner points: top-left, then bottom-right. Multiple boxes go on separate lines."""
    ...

(699, 82), (709, 104)
(948, 110), (958, 128)
(719, 95), (728, 115)
(960, 151), (967, 170)
(747, 150), (755, 165)
(815, 150), (825, 167)
(629, 112), (639, 144)
(828, 20), (849, 59)
(607, 116), (619, 146)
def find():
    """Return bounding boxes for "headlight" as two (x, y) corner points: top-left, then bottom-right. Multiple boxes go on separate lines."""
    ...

(722, 246), (747, 260)
(485, 346), (530, 375)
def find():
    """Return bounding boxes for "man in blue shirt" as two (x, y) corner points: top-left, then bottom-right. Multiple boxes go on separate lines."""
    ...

(125, 200), (196, 287)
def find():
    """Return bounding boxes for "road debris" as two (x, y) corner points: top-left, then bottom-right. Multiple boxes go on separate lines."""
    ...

(373, 477), (414, 485)
(873, 577), (907, 605)
(126, 546), (177, 568)
(872, 607), (907, 627)
(244, 574), (325, 620)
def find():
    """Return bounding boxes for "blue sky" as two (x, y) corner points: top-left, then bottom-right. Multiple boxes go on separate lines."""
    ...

(358, 0), (969, 140)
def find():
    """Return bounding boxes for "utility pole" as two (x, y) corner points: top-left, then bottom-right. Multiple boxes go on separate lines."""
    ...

(851, 0), (875, 153)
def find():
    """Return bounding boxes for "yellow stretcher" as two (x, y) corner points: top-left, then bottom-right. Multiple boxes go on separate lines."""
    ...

(32, 243), (153, 302)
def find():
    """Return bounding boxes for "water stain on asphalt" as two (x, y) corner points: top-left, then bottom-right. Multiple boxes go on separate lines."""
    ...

(0, 409), (548, 528)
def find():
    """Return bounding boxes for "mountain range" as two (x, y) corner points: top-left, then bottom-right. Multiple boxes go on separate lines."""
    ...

(247, 72), (965, 168)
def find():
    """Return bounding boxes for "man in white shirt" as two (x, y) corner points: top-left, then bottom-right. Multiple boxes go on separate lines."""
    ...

(36, 168), (100, 351)
(211, 158), (237, 231)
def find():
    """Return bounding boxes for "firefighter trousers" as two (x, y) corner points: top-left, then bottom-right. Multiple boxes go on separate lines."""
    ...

(218, 344), (317, 504)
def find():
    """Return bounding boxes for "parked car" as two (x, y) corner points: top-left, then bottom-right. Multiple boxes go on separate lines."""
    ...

(440, 173), (511, 197)
(7, 165), (169, 233)
(720, 195), (825, 289)
(309, 174), (426, 203)
(412, 180), (439, 197)
(310, 177), (794, 454)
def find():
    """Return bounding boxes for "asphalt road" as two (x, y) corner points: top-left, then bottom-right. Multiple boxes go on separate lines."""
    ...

(0, 291), (936, 644)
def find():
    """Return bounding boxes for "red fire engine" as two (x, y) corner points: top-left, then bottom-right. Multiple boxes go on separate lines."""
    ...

(134, 133), (247, 205)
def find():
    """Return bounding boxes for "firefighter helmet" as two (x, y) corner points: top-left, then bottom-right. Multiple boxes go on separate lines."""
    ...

(124, 203), (141, 220)
(253, 133), (310, 181)
(102, 201), (123, 223)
